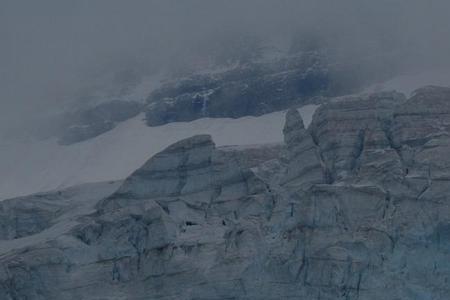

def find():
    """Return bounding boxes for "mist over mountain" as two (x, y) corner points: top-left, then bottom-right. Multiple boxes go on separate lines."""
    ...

(3, 2), (450, 299)
(2, 0), (450, 137)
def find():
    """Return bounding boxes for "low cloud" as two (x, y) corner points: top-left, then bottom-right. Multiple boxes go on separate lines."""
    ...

(1, 0), (450, 133)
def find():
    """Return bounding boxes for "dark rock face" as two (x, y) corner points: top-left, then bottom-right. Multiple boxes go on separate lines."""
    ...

(57, 100), (143, 145)
(144, 50), (398, 127)
(46, 52), (390, 143)
(145, 53), (333, 126)
(2, 87), (450, 299)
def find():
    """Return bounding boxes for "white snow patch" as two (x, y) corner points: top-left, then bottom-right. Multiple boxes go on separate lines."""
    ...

(0, 105), (319, 201)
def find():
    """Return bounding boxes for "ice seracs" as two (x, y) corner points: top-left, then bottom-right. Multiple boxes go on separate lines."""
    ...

(1, 87), (450, 299)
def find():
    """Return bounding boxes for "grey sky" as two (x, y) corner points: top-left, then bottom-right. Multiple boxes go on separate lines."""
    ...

(1, 0), (450, 132)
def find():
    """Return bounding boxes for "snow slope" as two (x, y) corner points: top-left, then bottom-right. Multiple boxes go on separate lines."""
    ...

(0, 105), (318, 201)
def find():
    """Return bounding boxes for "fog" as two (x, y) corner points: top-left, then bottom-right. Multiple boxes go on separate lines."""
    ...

(1, 0), (450, 134)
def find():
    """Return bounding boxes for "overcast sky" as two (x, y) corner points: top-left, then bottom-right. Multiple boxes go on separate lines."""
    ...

(1, 0), (450, 132)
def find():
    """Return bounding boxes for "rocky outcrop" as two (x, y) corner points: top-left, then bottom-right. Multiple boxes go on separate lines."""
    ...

(144, 49), (398, 127)
(57, 100), (143, 145)
(1, 87), (450, 299)
(43, 51), (392, 143)
(144, 53), (332, 126)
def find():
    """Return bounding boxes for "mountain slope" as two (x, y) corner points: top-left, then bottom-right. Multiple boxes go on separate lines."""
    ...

(0, 105), (318, 201)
